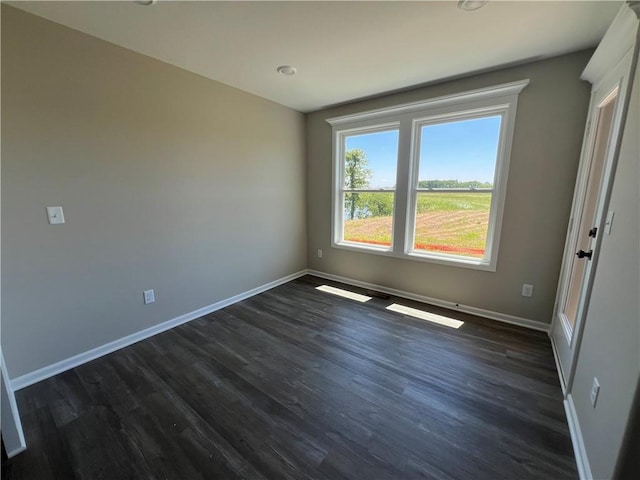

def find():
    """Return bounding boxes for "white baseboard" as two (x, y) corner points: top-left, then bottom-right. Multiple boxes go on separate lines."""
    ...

(10, 267), (549, 391)
(565, 394), (593, 480)
(10, 270), (308, 391)
(549, 334), (568, 395)
(307, 269), (550, 332)
(7, 445), (27, 458)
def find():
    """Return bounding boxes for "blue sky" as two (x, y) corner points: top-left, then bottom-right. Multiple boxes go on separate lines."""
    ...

(345, 115), (501, 189)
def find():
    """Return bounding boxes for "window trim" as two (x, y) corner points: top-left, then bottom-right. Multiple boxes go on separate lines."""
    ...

(327, 79), (529, 271)
(406, 108), (506, 265)
(336, 123), (399, 251)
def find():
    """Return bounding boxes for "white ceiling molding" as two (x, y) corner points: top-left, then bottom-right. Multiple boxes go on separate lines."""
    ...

(326, 79), (529, 126)
(582, 3), (640, 85)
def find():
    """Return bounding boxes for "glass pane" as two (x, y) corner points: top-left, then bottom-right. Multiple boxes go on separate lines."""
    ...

(413, 192), (491, 258)
(344, 130), (399, 190)
(414, 115), (500, 258)
(344, 192), (394, 247)
(417, 116), (500, 189)
(563, 95), (616, 330)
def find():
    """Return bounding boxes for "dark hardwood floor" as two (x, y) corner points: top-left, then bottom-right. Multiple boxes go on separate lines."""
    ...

(2, 275), (577, 479)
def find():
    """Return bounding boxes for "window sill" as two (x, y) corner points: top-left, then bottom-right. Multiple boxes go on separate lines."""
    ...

(332, 241), (497, 271)
(334, 241), (394, 255)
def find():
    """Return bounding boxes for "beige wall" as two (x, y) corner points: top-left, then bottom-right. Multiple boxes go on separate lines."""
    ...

(570, 58), (640, 480)
(306, 51), (593, 324)
(1, 6), (307, 379)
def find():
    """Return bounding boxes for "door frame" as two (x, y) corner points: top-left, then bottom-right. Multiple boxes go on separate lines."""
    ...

(551, 47), (635, 393)
(1, 349), (27, 458)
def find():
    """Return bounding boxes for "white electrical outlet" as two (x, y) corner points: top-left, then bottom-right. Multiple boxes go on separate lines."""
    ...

(521, 284), (534, 297)
(143, 289), (155, 305)
(317, 249), (323, 258)
(590, 377), (600, 407)
(46, 206), (65, 225)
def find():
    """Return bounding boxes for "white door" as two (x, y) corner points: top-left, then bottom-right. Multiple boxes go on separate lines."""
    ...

(551, 52), (632, 390)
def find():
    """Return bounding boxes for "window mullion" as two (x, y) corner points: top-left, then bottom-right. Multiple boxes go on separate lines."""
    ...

(392, 117), (413, 254)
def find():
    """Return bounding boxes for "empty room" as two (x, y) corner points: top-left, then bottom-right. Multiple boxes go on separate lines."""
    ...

(1, 1), (639, 479)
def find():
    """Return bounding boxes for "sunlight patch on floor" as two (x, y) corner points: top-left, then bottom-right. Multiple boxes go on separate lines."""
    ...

(315, 285), (372, 303)
(386, 303), (464, 329)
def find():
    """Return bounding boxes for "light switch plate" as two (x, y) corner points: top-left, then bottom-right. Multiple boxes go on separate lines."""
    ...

(590, 377), (600, 407)
(46, 206), (65, 225)
(604, 211), (615, 235)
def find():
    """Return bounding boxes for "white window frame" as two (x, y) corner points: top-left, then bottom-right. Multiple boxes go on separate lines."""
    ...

(327, 79), (529, 271)
(336, 123), (400, 251)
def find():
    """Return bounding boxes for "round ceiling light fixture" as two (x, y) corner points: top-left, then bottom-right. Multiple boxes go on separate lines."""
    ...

(135, 0), (158, 5)
(276, 65), (297, 76)
(457, 0), (488, 11)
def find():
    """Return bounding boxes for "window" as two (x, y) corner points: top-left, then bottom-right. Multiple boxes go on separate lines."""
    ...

(409, 114), (501, 259)
(339, 127), (399, 248)
(327, 80), (528, 271)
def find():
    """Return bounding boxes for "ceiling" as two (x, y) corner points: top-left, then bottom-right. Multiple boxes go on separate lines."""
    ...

(9, 1), (621, 112)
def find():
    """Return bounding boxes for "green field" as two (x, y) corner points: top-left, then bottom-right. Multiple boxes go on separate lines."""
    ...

(344, 192), (491, 257)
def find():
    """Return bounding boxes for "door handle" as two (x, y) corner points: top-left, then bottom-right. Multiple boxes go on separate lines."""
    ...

(576, 249), (593, 260)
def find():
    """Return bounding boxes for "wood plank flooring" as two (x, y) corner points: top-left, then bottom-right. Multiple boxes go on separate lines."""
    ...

(2, 275), (577, 479)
